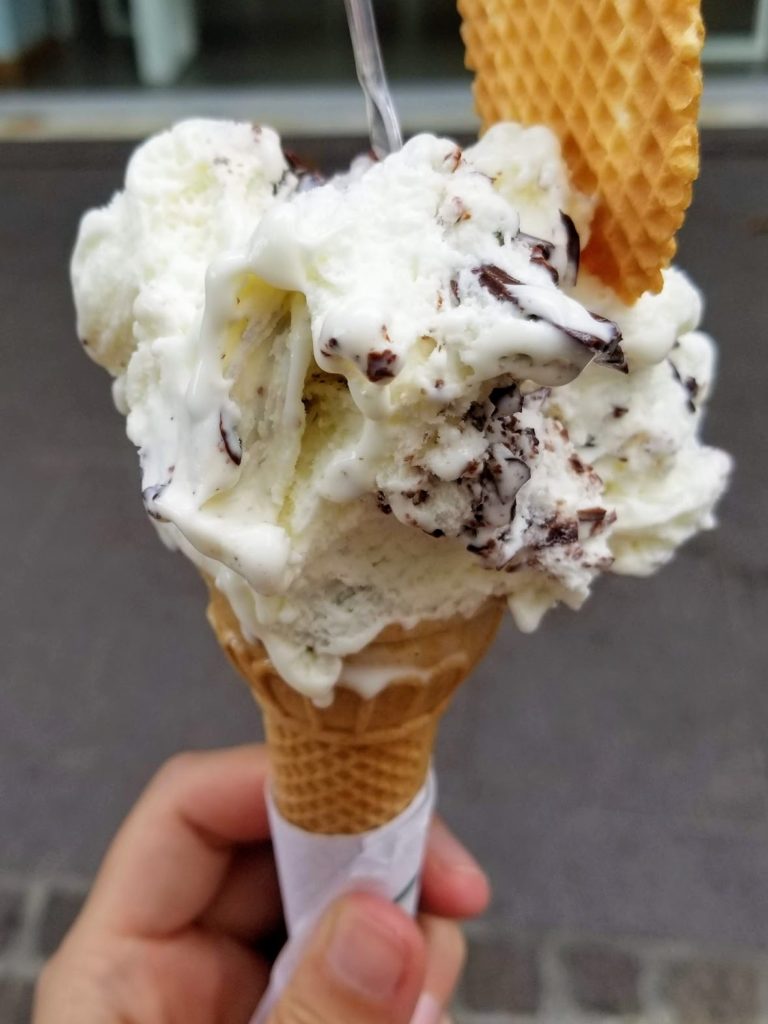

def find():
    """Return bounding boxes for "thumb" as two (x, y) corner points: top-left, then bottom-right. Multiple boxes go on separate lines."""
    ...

(268, 891), (427, 1024)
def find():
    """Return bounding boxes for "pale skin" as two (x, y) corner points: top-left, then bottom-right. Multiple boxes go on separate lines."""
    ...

(34, 745), (491, 1024)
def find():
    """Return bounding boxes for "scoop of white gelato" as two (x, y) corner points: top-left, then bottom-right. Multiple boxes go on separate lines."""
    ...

(72, 119), (294, 376)
(71, 119), (731, 700)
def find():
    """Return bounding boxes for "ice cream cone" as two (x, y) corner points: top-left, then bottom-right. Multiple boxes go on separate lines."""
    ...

(207, 583), (504, 834)
(458, 0), (704, 303)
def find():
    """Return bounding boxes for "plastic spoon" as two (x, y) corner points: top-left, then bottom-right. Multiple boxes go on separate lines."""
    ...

(343, 0), (403, 158)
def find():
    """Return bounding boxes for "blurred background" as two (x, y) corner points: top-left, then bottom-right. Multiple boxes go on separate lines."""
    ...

(0, 0), (766, 137)
(2, 2), (768, 1023)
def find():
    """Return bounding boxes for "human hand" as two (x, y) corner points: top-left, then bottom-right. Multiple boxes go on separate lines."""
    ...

(34, 745), (490, 1023)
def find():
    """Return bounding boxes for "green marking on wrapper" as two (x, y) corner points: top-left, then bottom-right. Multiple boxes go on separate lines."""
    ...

(395, 874), (419, 907)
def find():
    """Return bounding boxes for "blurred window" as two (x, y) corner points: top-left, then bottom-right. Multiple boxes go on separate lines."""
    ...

(703, 0), (768, 62)
(0, 0), (766, 92)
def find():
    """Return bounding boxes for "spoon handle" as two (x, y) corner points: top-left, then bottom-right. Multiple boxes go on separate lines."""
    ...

(343, 0), (403, 158)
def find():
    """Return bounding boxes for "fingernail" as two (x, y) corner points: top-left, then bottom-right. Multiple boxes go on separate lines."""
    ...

(326, 900), (407, 1001)
(410, 992), (442, 1024)
(430, 820), (484, 877)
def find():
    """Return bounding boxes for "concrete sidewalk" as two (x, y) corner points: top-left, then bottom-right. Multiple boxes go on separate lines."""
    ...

(1, 132), (767, 1020)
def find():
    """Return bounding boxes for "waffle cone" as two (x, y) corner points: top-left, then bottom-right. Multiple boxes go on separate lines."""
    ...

(459, 0), (704, 303)
(207, 585), (503, 833)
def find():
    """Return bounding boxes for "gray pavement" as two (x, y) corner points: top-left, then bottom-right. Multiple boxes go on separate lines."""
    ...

(1, 131), (767, 996)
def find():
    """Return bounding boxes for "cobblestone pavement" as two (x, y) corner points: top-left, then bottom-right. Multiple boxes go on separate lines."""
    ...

(2, 874), (768, 1023)
(2, 133), (767, 1022)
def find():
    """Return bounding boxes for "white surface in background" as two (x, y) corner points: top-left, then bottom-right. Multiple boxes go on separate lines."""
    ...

(129, 0), (198, 87)
(0, 82), (474, 139)
(2, 76), (767, 140)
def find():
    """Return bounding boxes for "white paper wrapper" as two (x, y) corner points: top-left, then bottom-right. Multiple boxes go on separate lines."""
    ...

(250, 770), (436, 1023)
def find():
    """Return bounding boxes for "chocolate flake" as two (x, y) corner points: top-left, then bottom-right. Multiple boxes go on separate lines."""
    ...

(569, 454), (587, 475)
(670, 361), (698, 412)
(320, 337), (340, 358)
(560, 211), (581, 286)
(490, 383), (523, 419)
(366, 349), (398, 383)
(747, 214), (768, 236)
(594, 343), (629, 373)
(474, 265), (626, 371)
(519, 231), (560, 284)
(467, 400), (487, 432)
(445, 146), (463, 172)
(557, 316), (626, 370)
(403, 488), (430, 506)
(487, 453), (530, 502)
(577, 507), (617, 539)
(142, 482), (169, 522)
(450, 278), (461, 304)
(468, 538), (498, 557)
(219, 414), (243, 466)
(684, 375), (699, 412)
(578, 507), (607, 524)
(474, 264), (523, 302)
(518, 231), (554, 259)
(530, 251), (560, 284)
(376, 491), (392, 515)
(544, 517), (579, 546)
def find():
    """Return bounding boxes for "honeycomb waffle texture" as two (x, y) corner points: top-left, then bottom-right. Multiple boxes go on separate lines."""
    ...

(459, 0), (704, 303)
(207, 585), (504, 833)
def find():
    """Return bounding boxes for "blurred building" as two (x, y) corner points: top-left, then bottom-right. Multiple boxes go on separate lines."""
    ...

(0, 0), (766, 137)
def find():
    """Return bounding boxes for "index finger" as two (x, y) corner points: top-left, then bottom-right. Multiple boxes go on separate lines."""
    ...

(84, 745), (272, 938)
